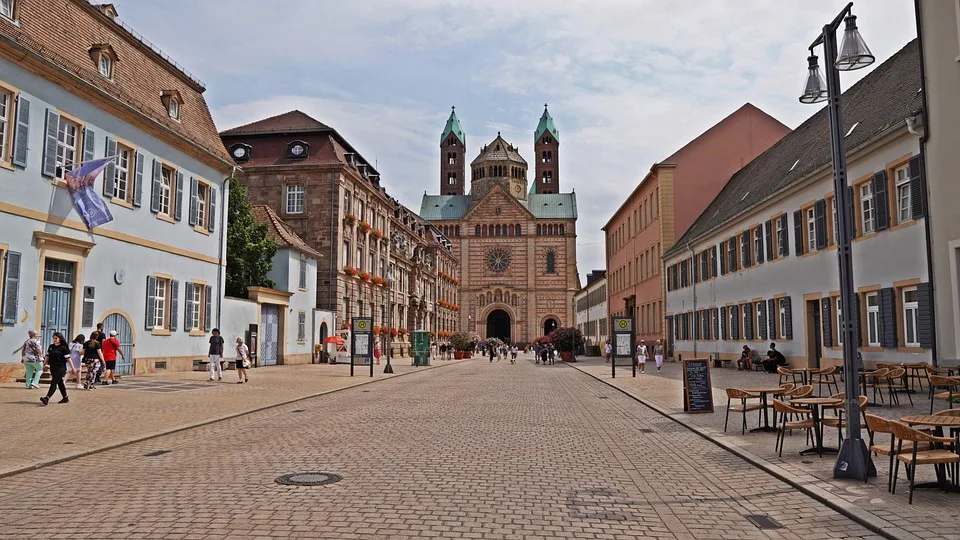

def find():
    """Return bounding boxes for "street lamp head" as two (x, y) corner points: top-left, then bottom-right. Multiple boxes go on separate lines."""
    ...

(799, 54), (828, 104)
(835, 15), (874, 71)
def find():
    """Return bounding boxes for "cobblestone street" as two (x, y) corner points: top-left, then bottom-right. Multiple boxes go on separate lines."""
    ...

(0, 355), (883, 539)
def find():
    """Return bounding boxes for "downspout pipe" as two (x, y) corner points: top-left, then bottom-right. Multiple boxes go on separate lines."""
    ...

(687, 242), (697, 357)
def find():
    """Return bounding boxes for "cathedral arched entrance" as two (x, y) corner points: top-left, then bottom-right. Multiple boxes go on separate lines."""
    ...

(542, 317), (559, 336)
(486, 309), (511, 343)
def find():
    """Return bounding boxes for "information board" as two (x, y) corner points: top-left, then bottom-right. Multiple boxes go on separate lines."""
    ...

(611, 316), (636, 377)
(351, 317), (374, 377)
(682, 358), (714, 413)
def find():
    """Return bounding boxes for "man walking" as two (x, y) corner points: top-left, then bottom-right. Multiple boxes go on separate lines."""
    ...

(94, 323), (106, 384)
(208, 328), (225, 382)
(100, 330), (124, 385)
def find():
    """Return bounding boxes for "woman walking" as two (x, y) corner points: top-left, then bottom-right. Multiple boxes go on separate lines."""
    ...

(41, 332), (71, 405)
(83, 332), (104, 390)
(21, 330), (44, 389)
(636, 340), (647, 375)
(235, 338), (250, 384)
(654, 340), (664, 373)
(69, 334), (85, 389)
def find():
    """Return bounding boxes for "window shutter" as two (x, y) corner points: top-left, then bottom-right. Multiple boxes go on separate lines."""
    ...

(720, 242), (727, 275)
(822, 298), (833, 348)
(12, 96), (30, 168)
(765, 220), (773, 261)
(779, 214), (788, 256)
(103, 137), (117, 198)
(756, 227), (764, 265)
(744, 304), (754, 340)
(175, 172), (184, 221)
(729, 236), (737, 271)
(692, 255), (699, 283)
(909, 155), (925, 219)
(720, 306), (727, 339)
(917, 282), (933, 348)
(41, 109), (59, 178)
(184, 282), (194, 331)
(731, 305), (740, 340)
(758, 303), (767, 340)
(713, 307), (720, 340)
(145, 275), (156, 330)
(694, 311), (701, 340)
(82, 127), (95, 166)
(783, 296), (793, 340)
(188, 176), (198, 226)
(204, 285), (213, 332)
(169, 280), (179, 332)
(150, 159), (162, 213)
(711, 245), (718, 277)
(768, 299), (776, 339)
(1, 251), (22, 325)
(742, 233), (750, 267)
(793, 210), (803, 255)
(879, 287), (896, 348)
(872, 171), (889, 231)
(133, 152), (144, 207)
(814, 199), (827, 249)
(208, 187), (217, 233)
(847, 185), (856, 238)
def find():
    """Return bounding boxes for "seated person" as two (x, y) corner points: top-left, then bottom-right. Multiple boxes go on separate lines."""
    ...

(761, 351), (783, 373)
(737, 345), (762, 371)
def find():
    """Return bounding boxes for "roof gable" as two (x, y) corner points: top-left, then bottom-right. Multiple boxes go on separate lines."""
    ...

(251, 205), (323, 259)
(461, 183), (536, 222)
(471, 134), (527, 165)
(221, 110), (331, 136)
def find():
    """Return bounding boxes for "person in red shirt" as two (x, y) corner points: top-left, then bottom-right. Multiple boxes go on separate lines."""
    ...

(101, 330), (125, 385)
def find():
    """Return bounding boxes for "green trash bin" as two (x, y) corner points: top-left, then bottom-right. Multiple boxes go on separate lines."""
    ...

(412, 331), (431, 366)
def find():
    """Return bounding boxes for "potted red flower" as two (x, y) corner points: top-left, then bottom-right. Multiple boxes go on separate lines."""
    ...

(343, 265), (357, 276)
(358, 271), (371, 281)
(344, 212), (357, 224)
(390, 328), (399, 337)
(358, 221), (371, 233)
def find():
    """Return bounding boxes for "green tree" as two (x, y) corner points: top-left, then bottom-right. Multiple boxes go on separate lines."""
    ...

(225, 181), (278, 298)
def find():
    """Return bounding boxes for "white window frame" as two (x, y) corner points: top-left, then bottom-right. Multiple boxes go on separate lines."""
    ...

(0, 0), (15, 20)
(778, 298), (787, 340)
(860, 183), (875, 234)
(543, 171), (552, 184)
(159, 165), (174, 217)
(756, 301), (764, 338)
(286, 184), (304, 214)
(895, 165), (911, 223)
(866, 292), (880, 347)
(55, 117), (79, 179)
(153, 277), (169, 329)
(297, 311), (306, 342)
(114, 145), (132, 201)
(342, 240), (350, 266)
(191, 284), (203, 332)
(98, 54), (113, 78)
(836, 297), (843, 345)
(831, 198), (839, 245)
(0, 88), (10, 163)
(754, 228), (762, 264)
(903, 287), (919, 347)
(168, 98), (180, 120)
(776, 217), (786, 256)
(299, 258), (307, 289)
(807, 207), (816, 252)
(196, 182), (208, 228)
(740, 233), (749, 267)
(742, 304), (749, 339)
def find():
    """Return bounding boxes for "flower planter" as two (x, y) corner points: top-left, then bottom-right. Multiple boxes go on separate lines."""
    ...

(559, 351), (574, 362)
(454, 351), (466, 359)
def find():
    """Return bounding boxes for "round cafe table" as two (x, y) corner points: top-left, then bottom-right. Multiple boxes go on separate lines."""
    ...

(743, 387), (786, 433)
(791, 397), (843, 456)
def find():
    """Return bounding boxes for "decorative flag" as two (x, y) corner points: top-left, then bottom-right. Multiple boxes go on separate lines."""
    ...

(64, 156), (115, 229)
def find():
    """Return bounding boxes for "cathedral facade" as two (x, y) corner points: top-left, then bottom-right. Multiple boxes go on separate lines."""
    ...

(419, 106), (580, 345)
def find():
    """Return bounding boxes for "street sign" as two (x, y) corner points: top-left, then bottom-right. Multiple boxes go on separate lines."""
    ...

(611, 316), (636, 378)
(351, 317), (374, 377)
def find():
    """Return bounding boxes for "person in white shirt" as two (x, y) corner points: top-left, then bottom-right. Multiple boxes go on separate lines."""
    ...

(654, 340), (665, 373)
(605, 342), (612, 363)
(636, 341), (647, 374)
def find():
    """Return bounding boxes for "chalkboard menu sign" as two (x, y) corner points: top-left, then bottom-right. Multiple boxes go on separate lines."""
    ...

(682, 358), (714, 414)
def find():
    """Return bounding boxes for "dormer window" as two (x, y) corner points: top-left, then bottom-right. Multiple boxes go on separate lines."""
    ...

(1, 0), (16, 21)
(230, 143), (252, 163)
(160, 90), (183, 121)
(287, 140), (309, 159)
(88, 44), (118, 80)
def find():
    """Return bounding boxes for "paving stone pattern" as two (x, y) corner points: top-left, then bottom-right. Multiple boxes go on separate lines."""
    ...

(572, 357), (960, 540)
(0, 355), (881, 539)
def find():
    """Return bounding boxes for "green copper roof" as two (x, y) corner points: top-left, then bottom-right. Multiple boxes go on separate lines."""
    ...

(534, 104), (559, 142)
(440, 106), (465, 144)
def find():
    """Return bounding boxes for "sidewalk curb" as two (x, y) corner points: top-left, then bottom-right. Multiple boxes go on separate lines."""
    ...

(0, 360), (464, 480)
(567, 363), (921, 540)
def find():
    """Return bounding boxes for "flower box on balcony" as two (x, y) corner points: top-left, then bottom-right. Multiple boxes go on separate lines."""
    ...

(358, 221), (371, 233)
(358, 271), (371, 281)
(344, 213), (357, 224)
(343, 265), (358, 276)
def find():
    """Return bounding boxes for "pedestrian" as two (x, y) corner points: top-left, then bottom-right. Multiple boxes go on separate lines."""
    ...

(430, 342), (438, 361)
(489, 346), (495, 363)
(82, 332), (103, 390)
(374, 344), (382, 365)
(100, 330), (124, 385)
(636, 340), (647, 374)
(21, 329), (44, 389)
(69, 334), (85, 389)
(605, 341), (612, 363)
(234, 337), (250, 384)
(40, 332), (71, 405)
(547, 345), (556, 365)
(208, 328), (224, 382)
(94, 323), (106, 384)
(540, 346), (548, 365)
(654, 340), (664, 373)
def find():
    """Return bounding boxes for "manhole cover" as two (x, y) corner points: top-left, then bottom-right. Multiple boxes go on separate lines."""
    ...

(746, 515), (782, 530)
(144, 450), (171, 457)
(275, 472), (343, 486)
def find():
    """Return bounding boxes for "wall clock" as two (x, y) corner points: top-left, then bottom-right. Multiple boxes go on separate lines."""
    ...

(486, 248), (511, 273)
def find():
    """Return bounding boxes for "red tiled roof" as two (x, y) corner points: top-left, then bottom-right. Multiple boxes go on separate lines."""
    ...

(220, 110), (331, 136)
(251, 205), (323, 260)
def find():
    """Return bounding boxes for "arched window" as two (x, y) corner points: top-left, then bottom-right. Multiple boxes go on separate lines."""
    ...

(475, 225), (481, 236)
(516, 223), (522, 235)
(495, 224), (501, 236)
(455, 226), (460, 237)
(487, 292), (492, 304)
(546, 251), (556, 274)
(512, 294), (518, 306)
(547, 224), (554, 235)
(536, 224), (542, 236)
(559, 224), (565, 235)
(508, 224), (514, 236)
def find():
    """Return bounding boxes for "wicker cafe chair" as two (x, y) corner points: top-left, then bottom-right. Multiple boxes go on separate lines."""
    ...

(821, 392), (847, 416)
(889, 421), (960, 504)
(776, 383), (796, 396)
(822, 396), (870, 444)
(773, 399), (814, 457)
(865, 414), (929, 492)
(874, 367), (913, 407)
(810, 365), (840, 396)
(778, 366), (798, 385)
(929, 375), (960, 414)
(724, 388), (763, 435)
(863, 368), (891, 405)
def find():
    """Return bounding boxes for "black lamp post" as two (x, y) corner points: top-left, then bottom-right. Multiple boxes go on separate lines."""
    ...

(384, 277), (394, 374)
(571, 297), (577, 362)
(799, 1), (876, 481)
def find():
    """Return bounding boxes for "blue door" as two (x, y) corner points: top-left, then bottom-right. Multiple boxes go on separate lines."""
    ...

(261, 304), (279, 366)
(41, 259), (74, 347)
(103, 313), (135, 375)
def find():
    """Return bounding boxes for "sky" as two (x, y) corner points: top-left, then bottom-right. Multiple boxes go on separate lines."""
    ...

(115, 0), (918, 285)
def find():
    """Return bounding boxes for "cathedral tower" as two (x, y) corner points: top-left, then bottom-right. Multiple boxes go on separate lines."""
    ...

(440, 106), (466, 195)
(533, 104), (560, 194)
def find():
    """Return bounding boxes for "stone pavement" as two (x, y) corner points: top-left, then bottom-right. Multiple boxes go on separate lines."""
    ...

(0, 354), (883, 539)
(570, 356), (960, 540)
(0, 357), (463, 478)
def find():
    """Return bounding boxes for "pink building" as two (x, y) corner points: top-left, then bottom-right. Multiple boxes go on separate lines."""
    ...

(603, 104), (790, 353)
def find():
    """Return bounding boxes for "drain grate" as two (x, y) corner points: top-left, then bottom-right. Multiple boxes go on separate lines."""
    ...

(276, 472), (343, 486)
(291, 409), (304, 413)
(598, 396), (609, 399)
(144, 450), (171, 457)
(745, 515), (782, 530)
(638, 428), (654, 433)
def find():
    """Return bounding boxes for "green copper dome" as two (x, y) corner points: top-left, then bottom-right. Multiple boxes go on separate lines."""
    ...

(440, 106), (465, 145)
(534, 103), (559, 142)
